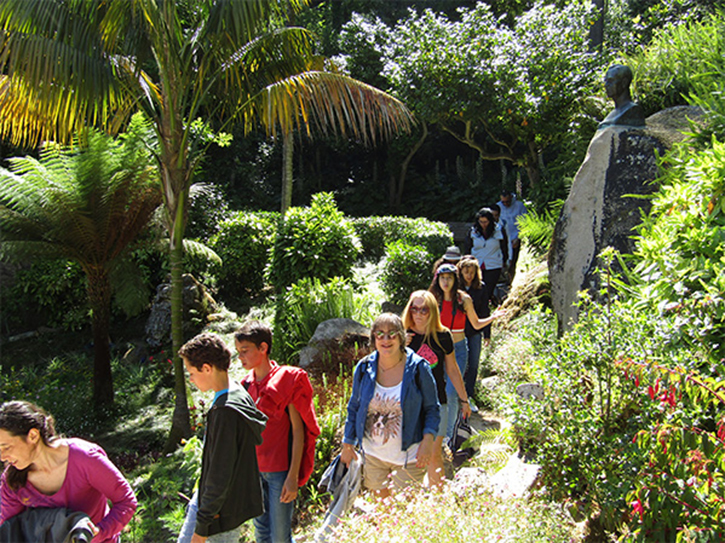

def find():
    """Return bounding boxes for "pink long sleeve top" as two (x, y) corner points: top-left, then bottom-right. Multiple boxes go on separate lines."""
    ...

(0, 438), (137, 543)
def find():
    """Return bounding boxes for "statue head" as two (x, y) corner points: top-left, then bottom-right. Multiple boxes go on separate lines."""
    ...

(604, 64), (633, 103)
(598, 64), (645, 129)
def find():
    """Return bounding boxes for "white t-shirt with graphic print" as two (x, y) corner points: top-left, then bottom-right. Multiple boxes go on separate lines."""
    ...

(362, 381), (419, 465)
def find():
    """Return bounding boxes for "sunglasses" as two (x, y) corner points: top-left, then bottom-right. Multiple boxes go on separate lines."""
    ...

(374, 330), (400, 340)
(409, 305), (430, 315)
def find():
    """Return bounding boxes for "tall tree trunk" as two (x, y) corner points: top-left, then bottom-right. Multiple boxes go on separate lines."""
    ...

(589, 0), (606, 52)
(87, 267), (114, 409)
(281, 132), (293, 214)
(164, 170), (192, 453)
(393, 123), (428, 210)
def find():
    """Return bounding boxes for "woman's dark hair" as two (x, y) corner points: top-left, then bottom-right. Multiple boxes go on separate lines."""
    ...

(429, 264), (464, 314)
(473, 207), (496, 239)
(0, 401), (58, 490)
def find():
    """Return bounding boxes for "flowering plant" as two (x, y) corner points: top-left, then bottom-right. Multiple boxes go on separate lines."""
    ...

(618, 359), (725, 541)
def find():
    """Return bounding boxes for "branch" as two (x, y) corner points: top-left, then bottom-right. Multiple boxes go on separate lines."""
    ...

(439, 121), (514, 162)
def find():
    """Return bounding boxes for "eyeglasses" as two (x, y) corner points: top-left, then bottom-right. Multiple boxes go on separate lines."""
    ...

(409, 305), (430, 315)
(374, 330), (400, 340)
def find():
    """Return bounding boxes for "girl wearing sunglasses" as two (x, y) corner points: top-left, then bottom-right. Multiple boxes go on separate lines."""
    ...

(400, 290), (469, 486)
(340, 313), (440, 499)
(429, 264), (507, 444)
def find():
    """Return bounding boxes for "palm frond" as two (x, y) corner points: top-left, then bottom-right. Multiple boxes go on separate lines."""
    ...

(0, 0), (130, 146)
(244, 71), (414, 145)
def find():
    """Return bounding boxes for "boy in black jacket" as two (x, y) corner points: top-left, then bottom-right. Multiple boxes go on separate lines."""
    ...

(177, 333), (267, 543)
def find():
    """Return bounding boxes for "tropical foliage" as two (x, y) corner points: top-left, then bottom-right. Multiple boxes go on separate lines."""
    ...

(0, 115), (161, 407)
(339, 0), (603, 189)
(0, 0), (413, 448)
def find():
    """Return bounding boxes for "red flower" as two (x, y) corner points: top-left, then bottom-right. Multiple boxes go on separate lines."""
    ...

(631, 500), (645, 521)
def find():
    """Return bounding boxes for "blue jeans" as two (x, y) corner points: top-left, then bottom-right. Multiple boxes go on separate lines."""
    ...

(177, 491), (240, 543)
(445, 338), (468, 440)
(464, 333), (482, 398)
(254, 471), (295, 543)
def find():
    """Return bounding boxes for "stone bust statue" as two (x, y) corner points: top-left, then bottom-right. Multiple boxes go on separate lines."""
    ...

(598, 64), (646, 129)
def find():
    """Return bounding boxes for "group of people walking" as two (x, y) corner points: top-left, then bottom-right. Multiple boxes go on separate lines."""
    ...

(0, 191), (525, 541)
(340, 190), (525, 496)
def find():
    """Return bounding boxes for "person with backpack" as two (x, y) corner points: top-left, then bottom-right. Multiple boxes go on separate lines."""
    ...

(340, 313), (439, 499)
(236, 321), (320, 543)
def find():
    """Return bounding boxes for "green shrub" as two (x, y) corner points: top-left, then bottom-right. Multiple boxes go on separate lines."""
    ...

(267, 192), (361, 291)
(208, 210), (279, 299)
(633, 137), (725, 363)
(626, 13), (725, 116)
(1, 259), (88, 332)
(379, 240), (435, 306)
(509, 291), (662, 534)
(273, 276), (376, 362)
(351, 216), (453, 261)
(186, 183), (230, 242)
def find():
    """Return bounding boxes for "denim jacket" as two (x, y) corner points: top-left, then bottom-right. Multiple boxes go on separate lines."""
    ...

(342, 348), (440, 453)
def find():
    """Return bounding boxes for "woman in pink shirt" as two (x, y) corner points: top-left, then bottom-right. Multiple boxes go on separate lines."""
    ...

(0, 401), (137, 542)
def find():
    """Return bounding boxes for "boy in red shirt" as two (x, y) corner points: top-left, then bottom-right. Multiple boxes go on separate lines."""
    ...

(235, 321), (320, 543)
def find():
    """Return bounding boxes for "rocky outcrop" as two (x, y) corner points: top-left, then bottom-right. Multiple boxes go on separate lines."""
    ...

(549, 106), (703, 331)
(145, 274), (218, 348)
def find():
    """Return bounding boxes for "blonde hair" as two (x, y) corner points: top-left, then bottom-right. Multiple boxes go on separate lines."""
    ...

(401, 290), (449, 348)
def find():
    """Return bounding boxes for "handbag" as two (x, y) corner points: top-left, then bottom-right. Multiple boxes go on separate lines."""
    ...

(451, 410), (478, 468)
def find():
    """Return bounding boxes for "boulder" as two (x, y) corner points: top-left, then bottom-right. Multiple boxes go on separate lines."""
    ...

(145, 274), (218, 348)
(549, 106), (703, 331)
(516, 382), (544, 400)
(298, 318), (370, 369)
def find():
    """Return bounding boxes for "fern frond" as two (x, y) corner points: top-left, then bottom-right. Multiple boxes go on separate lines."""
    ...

(183, 239), (222, 266)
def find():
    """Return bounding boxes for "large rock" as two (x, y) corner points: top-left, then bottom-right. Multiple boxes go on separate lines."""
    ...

(298, 318), (370, 369)
(145, 274), (218, 348)
(549, 106), (702, 331)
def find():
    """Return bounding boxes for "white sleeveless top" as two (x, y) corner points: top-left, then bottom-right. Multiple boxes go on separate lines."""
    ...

(362, 381), (419, 465)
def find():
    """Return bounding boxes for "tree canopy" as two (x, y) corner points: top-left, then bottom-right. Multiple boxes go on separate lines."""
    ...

(338, 1), (604, 188)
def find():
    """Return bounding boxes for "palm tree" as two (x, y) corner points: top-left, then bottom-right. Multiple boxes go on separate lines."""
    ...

(0, 0), (413, 449)
(0, 115), (162, 408)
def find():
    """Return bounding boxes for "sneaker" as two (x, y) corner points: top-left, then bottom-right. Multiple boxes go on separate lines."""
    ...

(469, 400), (479, 413)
